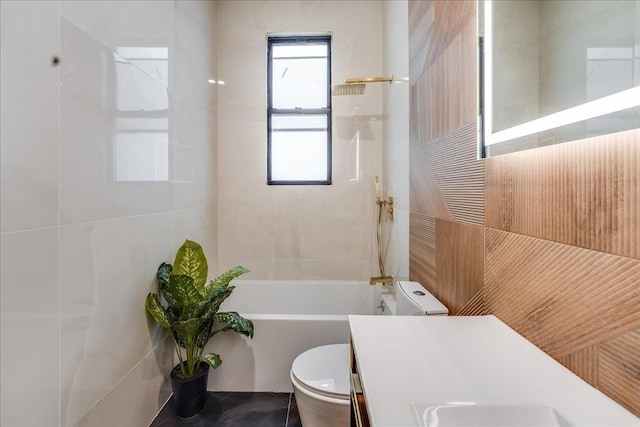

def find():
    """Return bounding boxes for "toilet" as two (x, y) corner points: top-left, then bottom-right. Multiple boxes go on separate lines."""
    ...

(290, 281), (449, 427)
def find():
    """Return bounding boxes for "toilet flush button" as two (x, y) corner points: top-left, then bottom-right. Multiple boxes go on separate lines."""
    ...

(413, 290), (425, 296)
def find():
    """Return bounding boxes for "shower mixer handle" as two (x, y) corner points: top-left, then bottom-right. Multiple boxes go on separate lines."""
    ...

(376, 196), (394, 221)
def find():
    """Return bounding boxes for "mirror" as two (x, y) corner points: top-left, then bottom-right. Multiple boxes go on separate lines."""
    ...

(480, 0), (640, 157)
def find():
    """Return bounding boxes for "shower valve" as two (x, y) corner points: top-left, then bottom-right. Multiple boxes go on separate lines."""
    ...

(377, 196), (394, 221)
(386, 196), (394, 221)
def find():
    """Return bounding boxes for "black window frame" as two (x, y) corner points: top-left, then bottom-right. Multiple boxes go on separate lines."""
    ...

(267, 35), (332, 185)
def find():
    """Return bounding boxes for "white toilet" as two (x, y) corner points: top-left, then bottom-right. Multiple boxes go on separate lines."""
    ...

(290, 281), (449, 427)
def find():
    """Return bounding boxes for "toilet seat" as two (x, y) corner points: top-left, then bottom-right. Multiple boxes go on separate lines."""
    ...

(291, 344), (350, 400)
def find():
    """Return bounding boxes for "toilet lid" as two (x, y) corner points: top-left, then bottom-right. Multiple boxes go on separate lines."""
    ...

(291, 344), (350, 399)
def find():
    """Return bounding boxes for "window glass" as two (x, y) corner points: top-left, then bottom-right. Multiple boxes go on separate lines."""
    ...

(271, 57), (328, 108)
(270, 131), (328, 181)
(267, 36), (331, 185)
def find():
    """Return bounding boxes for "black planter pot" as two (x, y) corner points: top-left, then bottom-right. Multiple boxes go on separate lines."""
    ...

(170, 363), (210, 418)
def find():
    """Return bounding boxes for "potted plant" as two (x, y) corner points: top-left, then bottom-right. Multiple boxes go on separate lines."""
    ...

(145, 240), (253, 418)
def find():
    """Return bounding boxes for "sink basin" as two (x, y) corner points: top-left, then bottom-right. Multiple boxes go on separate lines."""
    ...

(412, 402), (572, 427)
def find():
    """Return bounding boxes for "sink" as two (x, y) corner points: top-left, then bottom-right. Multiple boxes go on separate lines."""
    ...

(412, 402), (572, 427)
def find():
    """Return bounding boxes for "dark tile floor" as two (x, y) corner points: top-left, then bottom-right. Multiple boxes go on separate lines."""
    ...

(150, 392), (302, 427)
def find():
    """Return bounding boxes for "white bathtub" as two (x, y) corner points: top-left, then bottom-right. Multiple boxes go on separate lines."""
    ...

(205, 280), (385, 392)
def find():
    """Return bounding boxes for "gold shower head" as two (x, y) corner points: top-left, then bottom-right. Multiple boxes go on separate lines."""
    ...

(332, 75), (394, 96)
(332, 83), (366, 96)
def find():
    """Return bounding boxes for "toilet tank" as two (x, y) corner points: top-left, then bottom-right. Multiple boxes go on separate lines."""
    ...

(396, 281), (449, 316)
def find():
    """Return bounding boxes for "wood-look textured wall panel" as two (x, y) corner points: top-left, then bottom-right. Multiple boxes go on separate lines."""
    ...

(486, 129), (640, 260)
(599, 329), (640, 415)
(412, 18), (477, 140)
(460, 16), (478, 125)
(436, 219), (484, 315)
(417, 123), (484, 226)
(485, 228), (640, 359)
(408, 1), (435, 83)
(409, 0), (475, 83)
(559, 345), (599, 388)
(409, 213), (437, 293)
(408, 0), (640, 416)
(409, 137), (452, 219)
(456, 288), (487, 316)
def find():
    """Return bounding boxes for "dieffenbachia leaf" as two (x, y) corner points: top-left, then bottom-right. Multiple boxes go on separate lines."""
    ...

(200, 353), (222, 370)
(145, 293), (172, 330)
(214, 311), (254, 338)
(157, 263), (172, 287)
(205, 266), (249, 299)
(196, 320), (214, 348)
(169, 274), (204, 313)
(202, 288), (233, 321)
(183, 299), (209, 321)
(173, 240), (208, 295)
(173, 317), (206, 341)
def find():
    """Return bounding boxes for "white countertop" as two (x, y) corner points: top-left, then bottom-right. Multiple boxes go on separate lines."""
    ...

(349, 315), (639, 427)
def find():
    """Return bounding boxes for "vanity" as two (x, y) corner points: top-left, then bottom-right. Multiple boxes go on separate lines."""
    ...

(349, 315), (639, 427)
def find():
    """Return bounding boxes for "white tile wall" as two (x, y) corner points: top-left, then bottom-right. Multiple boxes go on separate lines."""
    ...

(217, 0), (385, 280)
(0, 1), (218, 425)
(382, 0), (410, 281)
(1, 227), (60, 426)
(0, 0), (410, 424)
(1, 0), (60, 233)
(59, 213), (175, 426)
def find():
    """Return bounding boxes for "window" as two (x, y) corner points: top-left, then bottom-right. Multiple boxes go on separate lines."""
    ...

(267, 35), (332, 185)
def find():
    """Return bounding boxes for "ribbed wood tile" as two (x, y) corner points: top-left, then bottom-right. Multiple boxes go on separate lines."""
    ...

(486, 129), (640, 260)
(416, 123), (485, 226)
(460, 16), (478, 126)
(558, 345), (599, 388)
(436, 219), (484, 315)
(412, 19), (477, 140)
(409, 0), (475, 84)
(409, 0), (435, 83)
(407, 0), (639, 415)
(457, 288), (487, 316)
(409, 135), (452, 219)
(599, 328), (640, 416)
(485, 228), (640, 358)
(409, 213), (437, 293)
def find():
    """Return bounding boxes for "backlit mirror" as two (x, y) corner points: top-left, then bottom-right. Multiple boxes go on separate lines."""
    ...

(480, 0), (640, 157)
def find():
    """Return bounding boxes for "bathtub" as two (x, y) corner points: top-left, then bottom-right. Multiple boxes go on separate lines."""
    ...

(205, 280), (386, 392)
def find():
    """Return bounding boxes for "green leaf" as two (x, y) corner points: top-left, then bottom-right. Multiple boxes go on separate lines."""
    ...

(173, 317), (206, 341)
(214, 311), (254, 338)
(168, 274), (204, 313)
(201, 288), (234, 321)
(205, 265), (249, 299)
(160, 280), (178, 312)
(205, 281), (229, 301)
(145, 293), (172, 330)
(195, 320), (213, 349)
(173, 330), (186, 348)
(200, 353), (222, 370)
(157, 264), (179, 310)
(157, 263), (172, 286)
(173, 240), (208, 295)
(182, 299), (209, 320)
